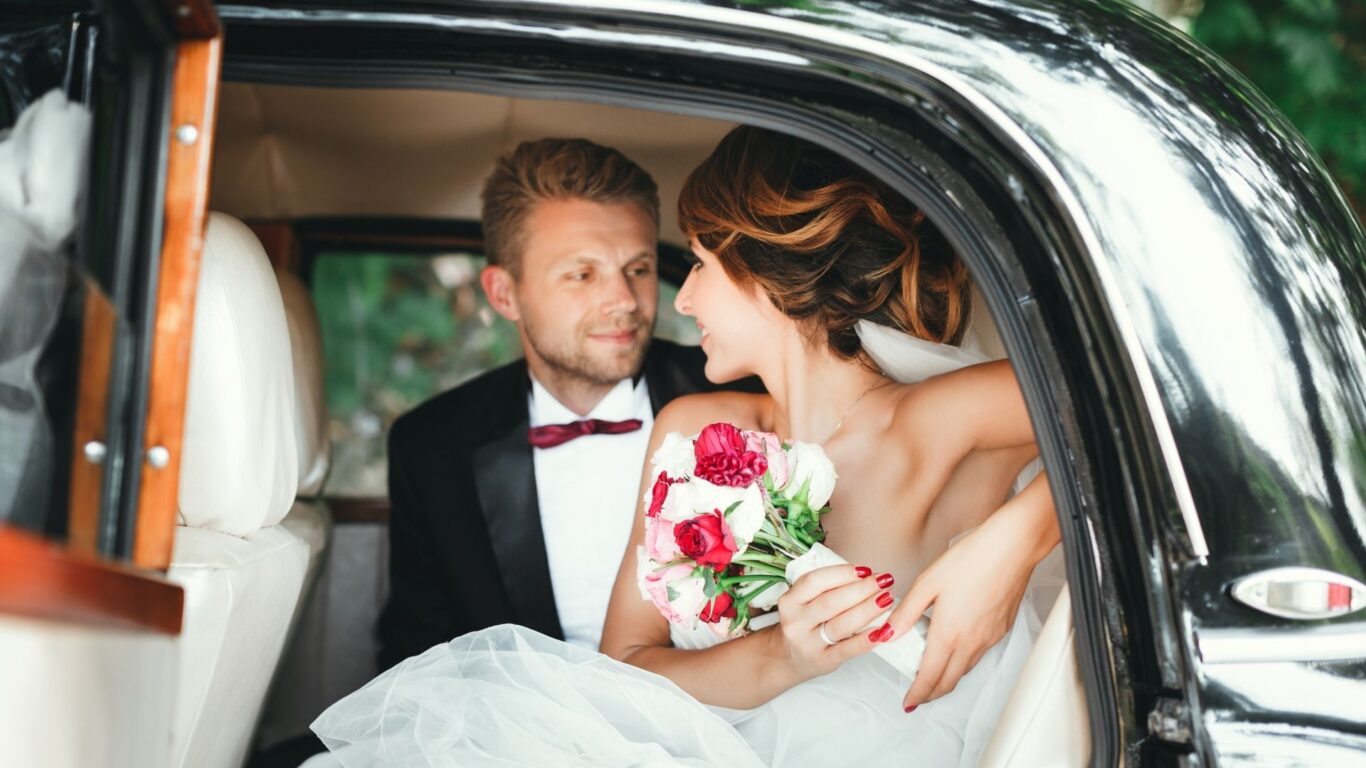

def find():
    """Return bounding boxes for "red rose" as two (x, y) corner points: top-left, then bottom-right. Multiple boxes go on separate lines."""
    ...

(647, 472), (682, 518)
(694, 423), (747, 461)
(694, 423), (767, 487)
(698, 591), (737, 623)
(674, 509), (737, 571)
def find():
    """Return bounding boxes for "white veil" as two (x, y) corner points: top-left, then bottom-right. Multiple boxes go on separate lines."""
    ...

(854, 290), (1065, 617)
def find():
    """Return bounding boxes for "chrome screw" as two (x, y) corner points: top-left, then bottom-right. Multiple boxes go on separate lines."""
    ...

(175, 123), (199, 146)
(146, 445), (171, 469)
(83, 441), (107, 465)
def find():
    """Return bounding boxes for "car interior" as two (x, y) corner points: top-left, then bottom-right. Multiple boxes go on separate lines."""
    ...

(196, 81), (1091, 767)
(0, 68), (1088, 767)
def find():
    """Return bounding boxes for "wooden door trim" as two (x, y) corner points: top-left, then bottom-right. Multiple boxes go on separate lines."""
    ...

(132, 34), (223, 569)
(67, 288), (119, 555)
(0, 525), (183, 635)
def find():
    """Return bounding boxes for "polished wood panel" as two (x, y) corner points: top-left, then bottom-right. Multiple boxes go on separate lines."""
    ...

(67, 287), (118, 555)
(133, 35), (223, 570)
(327, 497), (391, 526)
(0, 525), (183, 635)
(248, 220), (300, 273)
(157, 0), (220, 39)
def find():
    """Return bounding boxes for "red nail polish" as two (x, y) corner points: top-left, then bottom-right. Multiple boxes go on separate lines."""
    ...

(855, 566), (872, 578)
(866, 627), (882, 642)
(876, 592), (894, 608)
(903, 704), (918, 714)
(870, 622), (892, 642)
(876, 573), (894, 589)
(879, 625), (895, 642)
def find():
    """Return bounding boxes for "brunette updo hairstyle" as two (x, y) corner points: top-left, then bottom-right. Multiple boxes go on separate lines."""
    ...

(678, 126), (971, 361)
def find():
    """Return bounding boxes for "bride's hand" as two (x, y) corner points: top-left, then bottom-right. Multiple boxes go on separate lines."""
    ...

(773, 564), (894, 681)
(885, 511), (1037, 712)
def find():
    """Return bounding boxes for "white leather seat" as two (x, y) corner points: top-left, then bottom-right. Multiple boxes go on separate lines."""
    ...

(253, 270), (336, 750)
(167, 212), (321, 768)
(978, 584), (1090, 767)
(275, 269), (332, 589)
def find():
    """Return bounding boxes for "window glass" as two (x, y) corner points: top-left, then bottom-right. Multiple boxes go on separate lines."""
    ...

(313, 250), (700, 497)
(0, 21), (121, 544)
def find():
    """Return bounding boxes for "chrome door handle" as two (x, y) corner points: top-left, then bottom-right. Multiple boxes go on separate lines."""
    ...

(1230, 567), (1365, 620)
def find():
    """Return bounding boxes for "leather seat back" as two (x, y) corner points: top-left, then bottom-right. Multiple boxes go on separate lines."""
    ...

(978, 584), (1090, 767)
(168, 212), (313, 768)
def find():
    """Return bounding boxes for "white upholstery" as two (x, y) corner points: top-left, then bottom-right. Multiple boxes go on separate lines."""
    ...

(978, 584), (1090, 767)
(211, 84), (733, 246)
(277, 270), (330, 497)
(168, 524), (311, 768)
(168, 212), (320, 768)
(252, 269), (337, 751)
(178, 212), (298, 533)
(0, 615), (174, 768)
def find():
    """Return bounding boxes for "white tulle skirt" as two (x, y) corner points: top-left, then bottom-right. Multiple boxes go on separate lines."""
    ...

(311, 603), (1038, 767)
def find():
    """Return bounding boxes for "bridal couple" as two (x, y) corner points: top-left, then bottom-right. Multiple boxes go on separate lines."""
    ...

(310, 126), (1061, 766)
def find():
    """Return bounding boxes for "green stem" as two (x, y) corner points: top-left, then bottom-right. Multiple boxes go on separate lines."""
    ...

(732, 552), (788, 570)
(730, 560), (786, 577)
(735, 580), (782, 612)
(719, 574), (787, 587)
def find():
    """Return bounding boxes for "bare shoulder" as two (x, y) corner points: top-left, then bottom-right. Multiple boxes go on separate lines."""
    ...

(655, 391), (771, 437)
(891, 358), (1033, 454)
(893, 359), (1017, 415)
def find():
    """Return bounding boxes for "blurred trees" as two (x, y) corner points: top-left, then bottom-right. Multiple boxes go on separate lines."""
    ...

(1189, 0), (1365, 213)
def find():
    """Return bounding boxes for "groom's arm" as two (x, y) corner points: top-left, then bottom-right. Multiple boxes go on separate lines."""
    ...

(376, 417), (458, 671)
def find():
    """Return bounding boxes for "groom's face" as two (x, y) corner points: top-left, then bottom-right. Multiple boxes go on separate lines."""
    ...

(492, 198), (659, 386)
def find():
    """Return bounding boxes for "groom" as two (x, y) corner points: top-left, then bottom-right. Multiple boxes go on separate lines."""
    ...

(377, 138), (753, 670)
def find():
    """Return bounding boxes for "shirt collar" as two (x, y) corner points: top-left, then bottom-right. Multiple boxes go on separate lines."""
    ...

(528, 374), (649, 427)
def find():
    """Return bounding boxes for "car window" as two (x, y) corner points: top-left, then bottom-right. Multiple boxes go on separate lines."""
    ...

(312, 250), (700, 498)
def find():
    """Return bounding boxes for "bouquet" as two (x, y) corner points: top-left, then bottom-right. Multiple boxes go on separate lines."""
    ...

(636, 422), (928, 680)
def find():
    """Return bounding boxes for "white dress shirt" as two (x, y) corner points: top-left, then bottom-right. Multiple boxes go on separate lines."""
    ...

(529, 375), (654, 651)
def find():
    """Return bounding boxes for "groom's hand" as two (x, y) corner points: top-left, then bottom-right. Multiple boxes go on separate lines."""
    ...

(887, 511), (1036, 712)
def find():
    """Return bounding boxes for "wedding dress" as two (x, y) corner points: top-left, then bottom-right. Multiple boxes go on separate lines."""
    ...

(311, 313), (1050, 767)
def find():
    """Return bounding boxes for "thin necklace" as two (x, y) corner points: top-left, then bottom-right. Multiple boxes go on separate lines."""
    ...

(824, 376), (893, 444)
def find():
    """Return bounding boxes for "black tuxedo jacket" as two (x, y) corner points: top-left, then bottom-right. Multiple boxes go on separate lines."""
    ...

(377, 339), (756, 671)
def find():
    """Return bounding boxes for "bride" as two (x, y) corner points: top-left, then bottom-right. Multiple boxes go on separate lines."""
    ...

(311, 126), (1062, 766)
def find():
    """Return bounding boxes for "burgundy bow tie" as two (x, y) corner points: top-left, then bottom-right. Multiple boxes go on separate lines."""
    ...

(527, 418), (644, 449)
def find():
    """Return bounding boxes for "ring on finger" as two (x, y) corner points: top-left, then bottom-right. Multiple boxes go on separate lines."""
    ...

(818, 622), (837, 646)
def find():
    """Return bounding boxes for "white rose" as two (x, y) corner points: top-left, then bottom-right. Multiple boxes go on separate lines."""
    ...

(660, 479), (766, 554)
(780, 441), (839, 510)
(650, 431), (697, 479)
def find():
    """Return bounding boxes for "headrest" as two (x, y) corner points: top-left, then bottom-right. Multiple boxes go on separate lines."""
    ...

(276, 270), (330, 496)
(178, 212), (298, 534)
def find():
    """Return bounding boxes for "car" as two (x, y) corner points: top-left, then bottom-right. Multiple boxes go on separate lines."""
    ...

(1, 0), (1363, 766)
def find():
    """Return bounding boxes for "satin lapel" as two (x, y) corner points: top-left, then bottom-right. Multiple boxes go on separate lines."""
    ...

(471, 414), (564, 639)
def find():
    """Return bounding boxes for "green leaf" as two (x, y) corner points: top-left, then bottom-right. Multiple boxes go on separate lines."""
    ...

(1284, 0), (1338, 24)
(1193, 0), (1265, 46)
(1270, 25), (1342, 96)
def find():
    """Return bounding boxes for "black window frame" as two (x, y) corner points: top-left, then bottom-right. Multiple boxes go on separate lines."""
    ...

(212, 7), (1177, 763)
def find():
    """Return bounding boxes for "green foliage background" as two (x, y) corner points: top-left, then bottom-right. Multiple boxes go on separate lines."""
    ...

(1191, 0), (1366, 212)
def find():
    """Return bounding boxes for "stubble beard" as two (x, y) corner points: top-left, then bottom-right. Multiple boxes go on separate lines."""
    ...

(523, 312), (655, 388)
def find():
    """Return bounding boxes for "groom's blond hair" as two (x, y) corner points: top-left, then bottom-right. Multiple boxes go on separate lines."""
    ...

(481, 138), (660, 278)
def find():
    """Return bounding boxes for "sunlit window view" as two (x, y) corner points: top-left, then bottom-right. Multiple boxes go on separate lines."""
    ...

(312, 251), (700, 497)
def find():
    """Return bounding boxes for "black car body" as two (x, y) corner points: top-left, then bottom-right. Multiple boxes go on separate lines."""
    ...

(2, 0), (1363, 765)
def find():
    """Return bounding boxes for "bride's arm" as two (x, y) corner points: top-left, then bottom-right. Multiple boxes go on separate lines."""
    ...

(885, 358), (1061, 710)
(887, 472), (1059, 710)
(900, 359), (1037, 457)
(599, 397), (887, 709)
